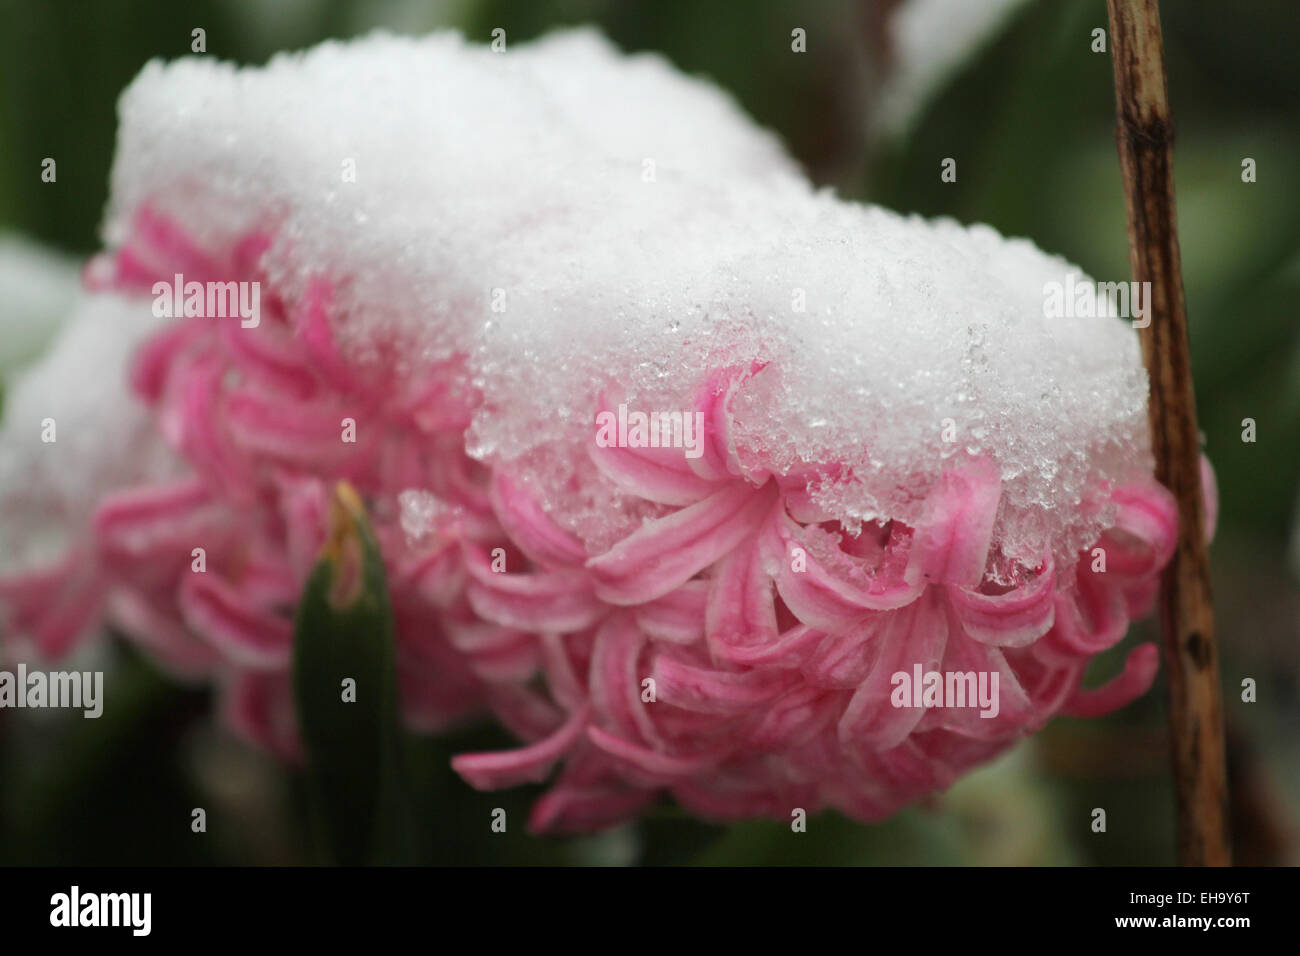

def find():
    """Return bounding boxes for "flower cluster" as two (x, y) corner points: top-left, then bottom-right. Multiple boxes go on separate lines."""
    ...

(0, 29), (1206, 833)
(0, 206), (1196, 831)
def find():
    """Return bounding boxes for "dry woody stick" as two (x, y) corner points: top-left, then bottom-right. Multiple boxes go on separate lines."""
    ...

(1105, 0), (1231, 865)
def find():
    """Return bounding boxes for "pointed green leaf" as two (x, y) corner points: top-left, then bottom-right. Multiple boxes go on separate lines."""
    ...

(292, 482), (410, 865)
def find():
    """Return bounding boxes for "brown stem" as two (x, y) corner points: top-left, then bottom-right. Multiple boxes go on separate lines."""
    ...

(1105, 0), (1230, 865)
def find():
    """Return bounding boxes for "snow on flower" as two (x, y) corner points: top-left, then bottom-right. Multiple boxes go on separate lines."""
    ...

(0, 29), (1204, 830)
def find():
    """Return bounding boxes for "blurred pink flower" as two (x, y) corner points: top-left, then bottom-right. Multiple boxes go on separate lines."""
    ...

(2, 209), (494, 757)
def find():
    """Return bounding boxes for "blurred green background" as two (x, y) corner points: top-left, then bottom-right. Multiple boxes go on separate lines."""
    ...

(0, 0), (1296, 865)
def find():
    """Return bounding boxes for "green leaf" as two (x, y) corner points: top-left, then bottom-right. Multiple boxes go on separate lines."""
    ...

(292, 482), (411, 865)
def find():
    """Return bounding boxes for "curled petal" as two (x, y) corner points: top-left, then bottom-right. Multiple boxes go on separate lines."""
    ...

(398, 541), (465, 609)
(107, 589), (219, 678)
(762, 508), (921, 630)
(93, 478), (221, 574)
(635, 580), (708, 644)
(0, 554), (106, 659)
(801, 617), (884, 689)
(587, 480), (778, 605)
(225, 387), (364, 470)
(588, 421), (722, 506)
(1038, 565), (1129, 665)
(687, 364), (762, 483)
(905, 458), (1002, 589)
(838, 591), (949, 751)
(1004, 649), (1082, 716)
(485, 683), (565, 742)
(1061, 642), (1159, 718)
(114, 206), (225, 289)
(589, 615), (659, 746)
(464, 545), (604, 632)
(586, 725), (727, 779)
(1101, 481), (1178, 580)
(219, 315), (318, 400)
(178, 573), (293, 669)
(294, 279), (362, 394)
(948, 555), (1055, 648)
(749, 685), (843, 748)
(705, 538), (779, 659)
(163, 351), (254, 496)
(538, 632), (589, 712)
(917, 614), (1037, 740)
(452, 704), (591, 789)
(443, 621), (539, 683)
(718, 623), (825, 668)
(776, 469), (838, 524)
(130, 322), (203, 403)
(489, 472), (588, 568)
(651, 654), (800, 715)
(273, 473), (330, 582)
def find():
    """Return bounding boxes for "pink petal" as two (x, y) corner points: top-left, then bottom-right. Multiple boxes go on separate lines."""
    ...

(947, 555), (1056, 648)
(452, 704), (590, 789)
(464, 545), (605, 632)
(704, 538), (779, 659)
(1061, 642), (1159, 717)
(904, 458), (1002, 588)
(586, 725), (726, 779)
(178, 573), (293, 669)
(761, 508), (921, 630)
(587, 480), (778, 605)
(635, 580), (708, 644)
(800, 617), (885, 689)
(838, 590), (949, 751)
(651, 654), (800, 715)
(488, 472), (588, 568)
(588, 434), (723, 506)
(588, 615), (660, 746)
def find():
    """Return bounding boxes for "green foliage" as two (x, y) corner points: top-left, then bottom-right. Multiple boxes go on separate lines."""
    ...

(292, 483), (411, 865)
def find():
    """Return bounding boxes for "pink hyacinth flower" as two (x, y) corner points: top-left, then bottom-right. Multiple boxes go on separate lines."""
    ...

(0, 29), (1211, 833)
(451, 368), (1204, 832)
